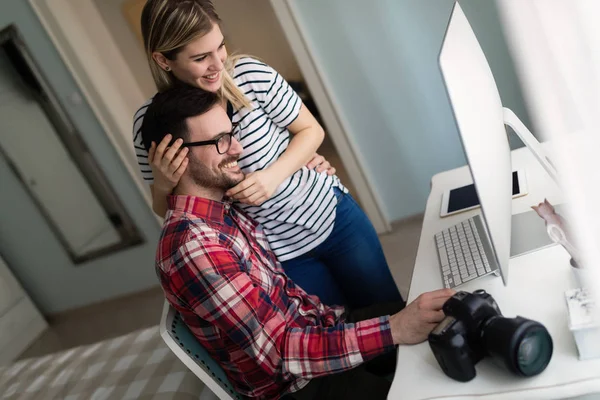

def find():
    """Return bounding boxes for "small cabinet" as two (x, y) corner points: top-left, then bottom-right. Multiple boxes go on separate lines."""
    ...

(0, 255), (23, 314)
(0, 255), (47, 364)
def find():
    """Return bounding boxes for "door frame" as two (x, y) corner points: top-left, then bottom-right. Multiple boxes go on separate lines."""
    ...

(28, 0), (161, 227)
(28, 0), (391, 233)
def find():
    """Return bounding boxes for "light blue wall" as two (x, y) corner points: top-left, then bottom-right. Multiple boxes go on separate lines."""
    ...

(0, 0), (161, 314)
(291, 0), (531, 221)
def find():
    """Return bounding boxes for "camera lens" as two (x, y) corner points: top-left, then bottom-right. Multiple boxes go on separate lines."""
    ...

(482, 316), (553, 377)
(516, 327), (553, 376)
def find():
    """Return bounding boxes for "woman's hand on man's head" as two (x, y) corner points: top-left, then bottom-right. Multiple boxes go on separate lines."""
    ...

(149, 134), (189, 194)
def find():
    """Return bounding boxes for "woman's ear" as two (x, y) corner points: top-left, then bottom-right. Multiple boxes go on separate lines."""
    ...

(152, 52), (170, 71)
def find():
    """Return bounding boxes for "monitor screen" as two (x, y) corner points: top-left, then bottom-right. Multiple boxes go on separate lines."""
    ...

(439, 2), (513, 285)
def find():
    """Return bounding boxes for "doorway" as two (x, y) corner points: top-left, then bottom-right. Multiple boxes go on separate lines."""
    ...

(0, 26), (143, 264)
(0, 1), (162, 315)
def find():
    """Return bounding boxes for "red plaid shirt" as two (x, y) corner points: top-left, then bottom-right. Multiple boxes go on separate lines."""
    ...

(157, 195), (395, 399)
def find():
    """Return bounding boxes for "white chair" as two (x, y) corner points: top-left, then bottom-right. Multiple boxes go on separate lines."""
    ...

(159, 301), (243, 400)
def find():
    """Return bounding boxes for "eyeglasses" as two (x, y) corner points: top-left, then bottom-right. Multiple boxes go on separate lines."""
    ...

(181, 123), (239, 154)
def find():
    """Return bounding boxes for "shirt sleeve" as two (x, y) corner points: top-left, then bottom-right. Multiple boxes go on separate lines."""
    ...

(132, 98), (154, 183)
(234, 58), (302, 129)
(168, 240), (395, 380)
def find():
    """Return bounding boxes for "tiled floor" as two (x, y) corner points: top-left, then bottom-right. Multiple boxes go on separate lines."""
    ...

(18, 214), (423, 360)
(18, 286), (165, 360)
(381, 214), (424, 299)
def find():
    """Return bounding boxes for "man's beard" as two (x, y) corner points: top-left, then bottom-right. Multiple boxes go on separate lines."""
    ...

(187, 154), (244, 191)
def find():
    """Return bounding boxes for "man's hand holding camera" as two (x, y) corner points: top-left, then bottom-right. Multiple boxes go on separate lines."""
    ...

(389, 288), (455, 345)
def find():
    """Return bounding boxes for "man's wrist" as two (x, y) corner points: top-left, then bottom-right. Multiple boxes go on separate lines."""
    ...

(389, 312), (405, 345)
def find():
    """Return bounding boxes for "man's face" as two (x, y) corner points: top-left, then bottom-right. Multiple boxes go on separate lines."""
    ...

(184, 106), (244, 191)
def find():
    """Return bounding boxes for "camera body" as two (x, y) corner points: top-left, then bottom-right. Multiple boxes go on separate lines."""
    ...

(428, 290), (553, 382)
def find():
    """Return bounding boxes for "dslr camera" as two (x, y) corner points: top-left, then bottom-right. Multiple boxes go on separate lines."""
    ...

(428, 289), (553, 382)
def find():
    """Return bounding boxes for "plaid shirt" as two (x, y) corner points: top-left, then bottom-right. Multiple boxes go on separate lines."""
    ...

(157, 195), (395, 399)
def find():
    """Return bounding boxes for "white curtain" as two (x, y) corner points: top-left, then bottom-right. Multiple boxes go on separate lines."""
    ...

(496, 0), (600, 302)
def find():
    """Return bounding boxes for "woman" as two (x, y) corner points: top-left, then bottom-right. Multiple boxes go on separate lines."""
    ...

(132, 0), (402, 309)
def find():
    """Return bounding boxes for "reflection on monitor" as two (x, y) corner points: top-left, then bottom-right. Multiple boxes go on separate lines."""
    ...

(439, 2), (513, 285)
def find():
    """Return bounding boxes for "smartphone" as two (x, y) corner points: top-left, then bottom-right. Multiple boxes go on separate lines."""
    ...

(440, 170), (528, 218)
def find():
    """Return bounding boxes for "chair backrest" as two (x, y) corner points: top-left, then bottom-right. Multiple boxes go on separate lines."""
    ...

(159, 301), (243, 400)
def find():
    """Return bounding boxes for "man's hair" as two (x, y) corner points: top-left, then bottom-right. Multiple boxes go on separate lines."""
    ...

(140, 85), (220, 152)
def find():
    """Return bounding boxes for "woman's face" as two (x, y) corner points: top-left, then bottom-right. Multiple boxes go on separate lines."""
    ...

(161, 23), (228, 92)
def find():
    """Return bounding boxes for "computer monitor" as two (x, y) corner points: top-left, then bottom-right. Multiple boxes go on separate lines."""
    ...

(438, 2), (513, 285)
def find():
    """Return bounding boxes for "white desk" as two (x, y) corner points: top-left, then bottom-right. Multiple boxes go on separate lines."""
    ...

(389, 146), (600, 399)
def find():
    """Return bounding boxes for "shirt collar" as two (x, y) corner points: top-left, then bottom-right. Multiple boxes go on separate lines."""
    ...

(168, 195), (234, 224)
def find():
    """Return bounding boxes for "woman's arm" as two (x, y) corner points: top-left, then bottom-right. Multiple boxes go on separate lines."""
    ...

(150, 184), (169, 217)
(273, 103), (325, 180)
(225, 104), (324, 205)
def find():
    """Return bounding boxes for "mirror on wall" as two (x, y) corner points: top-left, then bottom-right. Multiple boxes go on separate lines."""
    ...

(0, 25), (143, 264)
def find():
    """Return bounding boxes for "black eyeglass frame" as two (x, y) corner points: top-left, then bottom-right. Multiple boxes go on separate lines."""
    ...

(180, 123), (239, 154)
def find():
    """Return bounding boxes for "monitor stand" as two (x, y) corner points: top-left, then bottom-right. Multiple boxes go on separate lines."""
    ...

(503, 108), (559, 185)
(510, 204), (565, 258)
(503, 107), (564, 257)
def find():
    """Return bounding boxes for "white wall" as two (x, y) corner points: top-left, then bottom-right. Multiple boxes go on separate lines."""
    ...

(290, 0), (532, 221)
(213, 0), (303, 82)
(92, 0), (155, 98)
(497, 0), (600, 311)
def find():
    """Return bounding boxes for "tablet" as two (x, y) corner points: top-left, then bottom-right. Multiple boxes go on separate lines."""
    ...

(440, 170), (528, 218)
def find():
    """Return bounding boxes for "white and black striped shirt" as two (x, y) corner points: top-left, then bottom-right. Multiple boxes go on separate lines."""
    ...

(132, 58), (346, 261)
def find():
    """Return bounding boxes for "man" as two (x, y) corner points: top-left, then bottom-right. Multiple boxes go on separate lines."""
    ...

(141, 85), (454, 400)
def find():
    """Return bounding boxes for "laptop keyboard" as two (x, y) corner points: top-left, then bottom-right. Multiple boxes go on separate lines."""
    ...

(434, 214), (499, 289)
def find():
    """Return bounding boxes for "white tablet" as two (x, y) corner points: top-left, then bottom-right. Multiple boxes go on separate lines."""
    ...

(440, 169), (528, 218)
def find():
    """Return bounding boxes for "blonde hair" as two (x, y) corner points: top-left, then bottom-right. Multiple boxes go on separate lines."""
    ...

(141, 0), (252, 110)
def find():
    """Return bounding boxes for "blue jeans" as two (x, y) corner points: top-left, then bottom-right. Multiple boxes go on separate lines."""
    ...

(281, 188), (403, 309)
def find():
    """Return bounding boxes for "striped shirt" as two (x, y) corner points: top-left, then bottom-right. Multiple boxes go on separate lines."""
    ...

(133, 58), (347, 261)
(158, 195), (394, 399)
